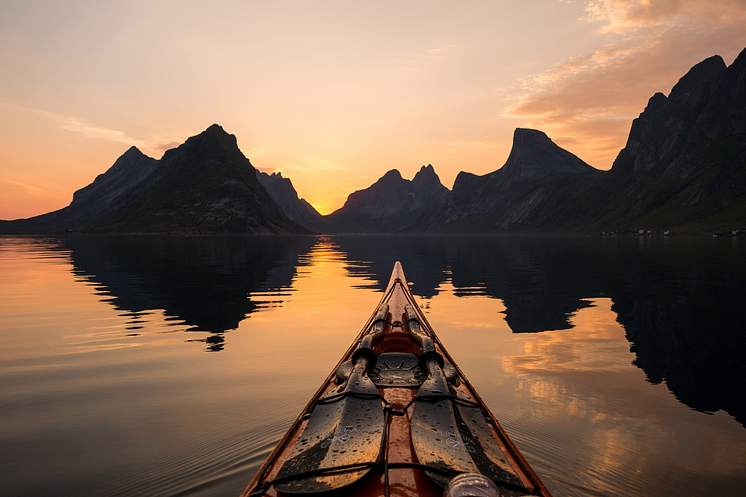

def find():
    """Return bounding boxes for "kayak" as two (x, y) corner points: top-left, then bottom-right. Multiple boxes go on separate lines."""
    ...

(241, 262), (553, 497)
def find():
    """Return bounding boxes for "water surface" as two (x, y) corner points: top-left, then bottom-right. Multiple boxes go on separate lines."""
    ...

(1, 234), (745, 497)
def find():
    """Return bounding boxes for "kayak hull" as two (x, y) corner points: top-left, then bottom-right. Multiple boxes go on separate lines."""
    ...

(241, 262), (552, 497)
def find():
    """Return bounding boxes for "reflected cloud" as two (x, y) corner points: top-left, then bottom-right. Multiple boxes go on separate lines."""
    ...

(504, 299), (632, 375)
(501, 297), (746, 496)
(20, 234), (746, 424)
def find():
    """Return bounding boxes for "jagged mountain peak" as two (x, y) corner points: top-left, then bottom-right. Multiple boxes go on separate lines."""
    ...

(416, 164), (435, 175)
(256, 169), (322, 229)
(160, 124), (243, 164)
(412, 164), (449, 195)
(329, 164), (449, 225)
(669, 55), (726, 100)
(412, 164), (440, 184)
(121, 145), (148, 159)
(380, 169), (404, 182)
(643, 92), (668, 114)
(501, 128), (595, 181)
(71, 145), (158, 207)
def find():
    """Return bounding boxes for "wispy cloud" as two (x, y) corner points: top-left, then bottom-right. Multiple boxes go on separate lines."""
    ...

(584, 0), (746, 33)
(295, 156), (350, 173)
(0, 101), (180, 156)
(504, 0), (746, 168)
(47, 114), (146, 147)
(242, 146), (270, 158)
(0, 177), (67, 200)
(449, 140), (497, 150)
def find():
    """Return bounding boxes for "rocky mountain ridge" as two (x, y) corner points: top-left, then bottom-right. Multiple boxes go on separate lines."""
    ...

(2, 125), (306, 234)
(255, 170), (322, 229)
(2, 47), (744, 235)
(320, 164), (450, 232)
(315, 47), (745, 235)
(602, 49), (746, 231)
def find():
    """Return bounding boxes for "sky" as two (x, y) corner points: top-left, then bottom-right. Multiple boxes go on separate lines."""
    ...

(1, 0), (745, 219)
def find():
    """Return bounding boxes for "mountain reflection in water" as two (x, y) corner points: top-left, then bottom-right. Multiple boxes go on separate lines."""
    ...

(62, 235), (317, 350)
(5, 234), (744, 497)
(56, 234), (746, 427)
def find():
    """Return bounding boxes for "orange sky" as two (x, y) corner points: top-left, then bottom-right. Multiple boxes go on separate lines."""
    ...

(2, 0), (745, 219)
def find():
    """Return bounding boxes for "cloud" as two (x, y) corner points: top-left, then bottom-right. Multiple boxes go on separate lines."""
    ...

(503, 1), (746, 169)
(585, 0), (746, 33)
(0, 101), (182, 156)
(152, 141), (181, 154)
(242, 146), (270, 158)
(0, 177), (66, 199)
(48, 114), (146, 147)
(449, 140), (497, 150)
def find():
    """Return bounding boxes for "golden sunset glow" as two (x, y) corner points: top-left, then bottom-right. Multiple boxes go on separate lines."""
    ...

(2, 1), (746, 218)
(4, 235), (746, 497)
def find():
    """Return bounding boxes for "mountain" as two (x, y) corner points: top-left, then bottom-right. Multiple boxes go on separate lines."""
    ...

(3, 49), (744, 235)
(322, 165), (450, 232)
(597, 48), (746, 232)
(406, 48), (746, 234)
(2, 125), (307, 234)
(412, 129), (602, 233)
(255, 171), (322, 231)
(0, 146), (160, 233)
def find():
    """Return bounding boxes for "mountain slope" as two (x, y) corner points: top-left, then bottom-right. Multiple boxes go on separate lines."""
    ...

(0, 146), (161, 232)
(323, 164), (450, 233)
(96, 125), (306, 233)
(256, 171), (322, 231)
(414, 128), (602, 233)
(595, 48), (746, 232)
(2, 125), (307, 234)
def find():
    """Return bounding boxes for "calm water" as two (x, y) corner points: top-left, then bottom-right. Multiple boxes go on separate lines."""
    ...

(1, 234), (745, 497)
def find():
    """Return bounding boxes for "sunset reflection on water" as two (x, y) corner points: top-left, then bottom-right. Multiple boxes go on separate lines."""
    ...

(2, 235), (745, 497)
(410, 281), (746, 497)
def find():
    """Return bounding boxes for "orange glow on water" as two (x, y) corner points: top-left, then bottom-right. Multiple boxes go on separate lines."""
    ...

(3, 236), (746, 497)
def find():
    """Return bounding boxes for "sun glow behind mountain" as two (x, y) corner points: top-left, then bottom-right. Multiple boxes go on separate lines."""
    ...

(1, 0), (746, 219)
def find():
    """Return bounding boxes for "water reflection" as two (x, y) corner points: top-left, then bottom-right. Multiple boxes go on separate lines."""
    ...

(332, 235), (615, 332)
(330, 235), (746, 427)
(500, 299), (746, 496)
(17, 234), (746, 424)
(2, 234), (746, 497)
(611, 238), (746, 427)
(60, 235), (316, 350)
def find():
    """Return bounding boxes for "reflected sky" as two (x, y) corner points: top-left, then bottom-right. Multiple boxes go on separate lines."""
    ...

(1, 234), (746, 497)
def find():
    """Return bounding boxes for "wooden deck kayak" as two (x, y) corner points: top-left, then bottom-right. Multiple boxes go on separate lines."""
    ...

(241, 262), (553, 497)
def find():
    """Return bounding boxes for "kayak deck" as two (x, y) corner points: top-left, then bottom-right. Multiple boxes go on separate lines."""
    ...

(241, 262), (552, 497)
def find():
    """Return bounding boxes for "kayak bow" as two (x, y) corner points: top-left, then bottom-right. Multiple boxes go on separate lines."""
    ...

(241, 262), (552, 497)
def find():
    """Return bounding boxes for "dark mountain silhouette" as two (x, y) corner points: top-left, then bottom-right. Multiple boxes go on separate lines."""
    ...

(322, 164), (450, 233)
(1, 125), (307, 234)
(2, 48), (744, 235)
(597, 49), (746, 232)
(0, 147), (160, 233)
(255, 170), (323, 231)
(419, 128), (602, 233)
(326, 234), (746, 426)
(314, 47), (746, 235)
(58, 235), (316, 351)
